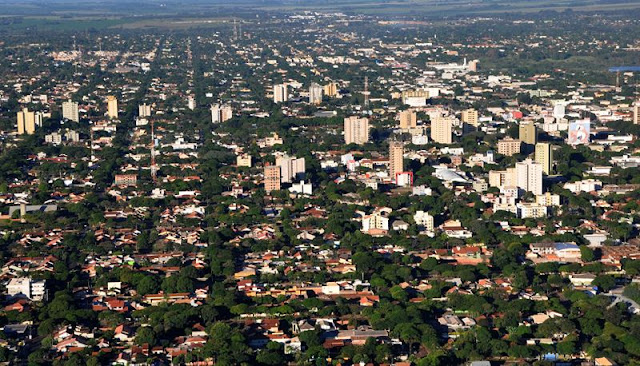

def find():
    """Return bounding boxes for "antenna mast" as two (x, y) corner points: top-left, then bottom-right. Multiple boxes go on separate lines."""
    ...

(151, 119), (157, 182)
(233, 19), (238, 41)
(363, 76), (370, 109)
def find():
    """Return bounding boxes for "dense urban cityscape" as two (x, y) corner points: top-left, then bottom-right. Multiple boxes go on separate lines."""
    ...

(1, 1), (640, 365)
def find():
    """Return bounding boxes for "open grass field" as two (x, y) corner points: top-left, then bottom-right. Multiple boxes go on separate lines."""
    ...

(245, 0), (640, 16)
(1, 0), (640, 33)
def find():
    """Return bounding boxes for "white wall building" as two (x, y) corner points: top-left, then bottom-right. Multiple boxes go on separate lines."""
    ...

(7, 277), (46, 301)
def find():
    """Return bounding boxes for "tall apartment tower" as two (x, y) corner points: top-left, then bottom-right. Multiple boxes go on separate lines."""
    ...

(535, 142), (553, 175)
(309, 83), (323, 105)
(634, 101), (640, 125)
(107, 96), (118, 119)
(344, 116), (370, 145)
(519, 122), (537, 145)
(264, 164), (281, 193)
(35, 112), (43, 128)
(139, 103), (152, 118)
(515, 158), (543, 195)
(188, 96), (196, 111)
(62, 99), (79, 122)
(399, 110), (417, 129)
(461, 108), (478, 127)
(389, 141), (404, 179)
(273, 84), (288, 103)
(324, 82), (338, 97)
(431, 116), (452, 144)
(17, 108), (36, 135)
(211, 104), (233, 123)
(276, 155), (306, 183)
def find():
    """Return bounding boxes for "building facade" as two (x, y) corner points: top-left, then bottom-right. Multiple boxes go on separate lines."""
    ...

(273, 84), (288, 103)
(344, 116), (369, 145)
(431, 116), (452, 144)
(264, 165), (281, 193)
(107, 96), (119, 119)
(62, 100), (79, 122)
(389, 140), (404, 179)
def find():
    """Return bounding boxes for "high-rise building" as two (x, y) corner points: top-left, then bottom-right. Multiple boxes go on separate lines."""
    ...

(107, 96), (118, 119)
(516, 159), (543, 195)
(273, 84), (288, 103)
(17, 108), (36, 135)
(324, 82), (338, 97)
(634, 101), (640, 125)
(139, 103), (152, 118)
(431, 116), (452, 144)
(399, 110), (417, 129)
(519, 122), (537, 145)
(188, 96), (196, 111)
(264, 164), (281, 193)
(467, 59), (479, 72)
(389, 141), (404, 180)
(461, 109), (478, 127)
(35, 112), (43, 128)
(309, 83), (323, 105)
(344, 116), (369, 145)
(62, 100), (79, 122)
(276, 155), (306, 183)
(497, 137), (521, 156)
(211, 104), (233, 123)
(535, 142), (553, 175)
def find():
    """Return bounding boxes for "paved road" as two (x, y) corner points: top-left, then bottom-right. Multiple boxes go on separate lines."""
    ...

(603, 288), (640, 311)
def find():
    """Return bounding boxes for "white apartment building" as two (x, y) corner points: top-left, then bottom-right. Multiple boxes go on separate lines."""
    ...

(7, 277), (46, 301)
(414, 210), (434, 232)
(515, 159), (543, 195)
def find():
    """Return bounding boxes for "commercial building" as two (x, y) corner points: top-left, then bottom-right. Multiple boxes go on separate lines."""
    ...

(344, 116), (369, 145)
(62, 99), (79, 122)
(431, 116), (452, 144)
(264, 164), (281, 193)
